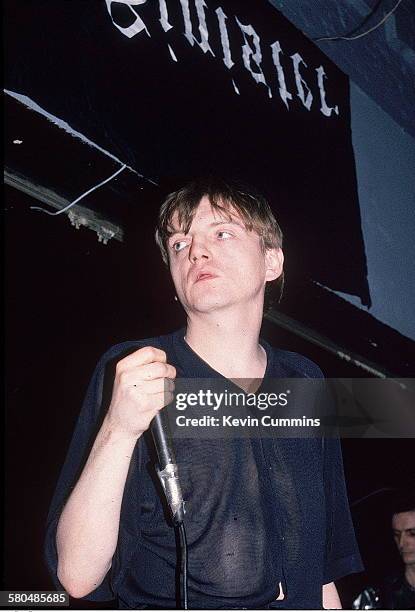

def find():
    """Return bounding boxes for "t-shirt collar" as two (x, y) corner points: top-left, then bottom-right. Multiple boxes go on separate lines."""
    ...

(170, 327), (275, 381)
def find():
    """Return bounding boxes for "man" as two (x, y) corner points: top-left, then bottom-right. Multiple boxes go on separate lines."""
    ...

(353, 496), (415, 609)
(45, 178), (362, 609)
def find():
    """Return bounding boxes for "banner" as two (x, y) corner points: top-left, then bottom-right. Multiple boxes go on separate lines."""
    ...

(4, 0), (370, 304)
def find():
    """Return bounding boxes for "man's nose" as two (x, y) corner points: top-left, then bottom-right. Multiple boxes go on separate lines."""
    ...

(188, 238), (210, 263)
(398, 533), (408, 550)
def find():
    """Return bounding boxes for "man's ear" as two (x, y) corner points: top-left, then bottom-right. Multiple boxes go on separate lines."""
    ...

(265, 247), (284, 281)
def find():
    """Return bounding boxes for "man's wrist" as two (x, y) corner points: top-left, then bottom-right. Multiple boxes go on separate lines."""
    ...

(100, 414), (142, 446)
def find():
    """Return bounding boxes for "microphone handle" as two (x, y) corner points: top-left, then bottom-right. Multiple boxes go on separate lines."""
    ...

(151, 411), (185, 525)
(151, 411), (176, 467)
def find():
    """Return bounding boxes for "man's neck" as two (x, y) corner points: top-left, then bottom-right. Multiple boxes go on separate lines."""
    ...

(184, 304), (266, 384)
(405, 564), (415, 588)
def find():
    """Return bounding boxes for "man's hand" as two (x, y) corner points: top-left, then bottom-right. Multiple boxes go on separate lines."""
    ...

(106, 346), (176, 439)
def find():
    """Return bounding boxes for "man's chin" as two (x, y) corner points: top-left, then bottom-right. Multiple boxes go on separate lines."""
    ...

(186, 295), (231, 313)
(193, 301), (227, 313)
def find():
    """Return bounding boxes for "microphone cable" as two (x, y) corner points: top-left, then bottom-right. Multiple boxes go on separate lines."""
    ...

(178, 521), (189, 609)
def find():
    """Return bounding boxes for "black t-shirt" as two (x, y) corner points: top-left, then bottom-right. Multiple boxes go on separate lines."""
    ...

(45, 329), (363, 609)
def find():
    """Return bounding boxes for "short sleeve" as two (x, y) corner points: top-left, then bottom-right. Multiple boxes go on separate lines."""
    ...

(44, 350), (118, 601)
(323, 437), (364, 584)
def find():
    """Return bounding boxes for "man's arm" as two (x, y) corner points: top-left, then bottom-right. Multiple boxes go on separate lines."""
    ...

(56, 347), (175, 598)
(323, 582), (342, 609)
(56, 418), (137, 598)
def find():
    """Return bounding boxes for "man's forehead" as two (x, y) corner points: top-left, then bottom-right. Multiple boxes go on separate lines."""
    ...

(392, 510), (415, 529)
(169, 197), (243, 232)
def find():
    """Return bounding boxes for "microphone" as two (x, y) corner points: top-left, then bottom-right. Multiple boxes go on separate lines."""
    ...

(151, 409), (185, 525)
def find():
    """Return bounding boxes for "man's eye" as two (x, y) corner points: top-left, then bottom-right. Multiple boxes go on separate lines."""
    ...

(173, 240), (188, 252)
(217, 230), (232, 239)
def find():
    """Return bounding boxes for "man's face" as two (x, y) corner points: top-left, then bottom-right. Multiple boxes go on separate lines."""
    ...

(167, 197), (283, 315)
(392, 510), (415, 567)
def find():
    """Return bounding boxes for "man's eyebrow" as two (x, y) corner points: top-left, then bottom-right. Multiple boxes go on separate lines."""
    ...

(209, 219), (245, 228)
(393, 527), (415, 532)
(168, 230), (186, 239)
(168, 219), (245, 239)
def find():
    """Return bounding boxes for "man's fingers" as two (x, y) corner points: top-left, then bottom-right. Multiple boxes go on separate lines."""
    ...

(129, 377), (175, 395)
(116, 346), (168, 369)
(108, 348), (177, 437)
(119, 362), (176, 384)
(138, 362), (176, 381)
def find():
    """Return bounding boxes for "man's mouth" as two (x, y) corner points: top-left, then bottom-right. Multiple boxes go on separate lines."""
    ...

(195, 272), (217, 283)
